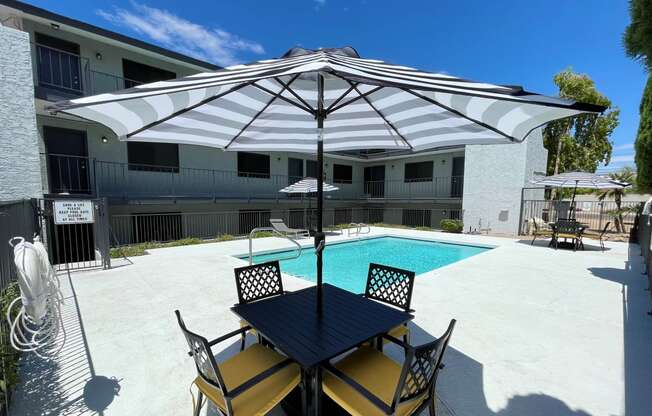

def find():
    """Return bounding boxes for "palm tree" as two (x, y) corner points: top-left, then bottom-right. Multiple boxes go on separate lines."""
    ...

(595, 167), (636, 233)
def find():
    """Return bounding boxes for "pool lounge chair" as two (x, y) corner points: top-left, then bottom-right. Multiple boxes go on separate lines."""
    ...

(269, 219), (310, 238)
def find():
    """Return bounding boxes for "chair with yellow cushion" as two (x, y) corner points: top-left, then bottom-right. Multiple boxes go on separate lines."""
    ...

(364, 263), (416, 347)
(233, 260), (286, 350)
(322, 319), (456, 416)
(175, 310), (300, 416)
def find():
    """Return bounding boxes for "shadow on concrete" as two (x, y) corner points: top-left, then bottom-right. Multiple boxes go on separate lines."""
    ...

(588, 244), (652, 416)
(515, 238), (611, 252)
(9, 271), (121, 416)
(191, 322), (596, 416)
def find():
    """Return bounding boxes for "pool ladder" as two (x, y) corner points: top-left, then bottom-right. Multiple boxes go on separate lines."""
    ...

(347, 223), (370, 238)
(248, 227), (302, 265)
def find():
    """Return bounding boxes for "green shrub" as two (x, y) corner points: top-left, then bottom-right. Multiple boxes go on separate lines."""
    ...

(0, 282), (21, 404)
(369, 223), (411, 229)
(440, 219), (464, 233)
(250, 231), (275, 239)
(216, 234), (235, 241)
(415, 226), (432, 231)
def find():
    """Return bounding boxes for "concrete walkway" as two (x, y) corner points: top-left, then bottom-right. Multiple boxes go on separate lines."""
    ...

(9, 228), (652, 415)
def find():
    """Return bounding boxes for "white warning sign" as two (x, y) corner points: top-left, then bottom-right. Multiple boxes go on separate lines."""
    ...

(53, 200), (95, 224)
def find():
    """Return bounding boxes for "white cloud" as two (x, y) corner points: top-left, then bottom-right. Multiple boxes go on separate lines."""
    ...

(97, 2), (264, 67)
(610, 154), (635, 163)
(613, 142), (634, 152)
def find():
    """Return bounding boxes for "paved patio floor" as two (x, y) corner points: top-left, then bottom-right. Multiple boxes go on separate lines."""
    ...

(9, 228), (652, 416)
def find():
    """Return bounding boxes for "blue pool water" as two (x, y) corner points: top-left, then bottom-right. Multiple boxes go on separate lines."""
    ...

(246, 236), (490, 293)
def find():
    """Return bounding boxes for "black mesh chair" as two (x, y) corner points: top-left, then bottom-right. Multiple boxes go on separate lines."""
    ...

(552, 219), (583, 251)
(233, 261), (285, 350)
(364, 263), (416, 346)
(175, 310), (300, 416)
(322, 319), (456, 416)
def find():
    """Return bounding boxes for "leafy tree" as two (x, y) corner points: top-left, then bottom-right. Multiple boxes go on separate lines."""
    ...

(543, 70), (620, 179)
(595, 167), (636, 233)
(624, 0), (652, 68)
(624, 0), (652, 190)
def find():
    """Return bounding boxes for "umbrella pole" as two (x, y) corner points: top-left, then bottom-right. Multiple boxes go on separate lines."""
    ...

(315, 73), (325, 315)
(570, 182), (578, 219)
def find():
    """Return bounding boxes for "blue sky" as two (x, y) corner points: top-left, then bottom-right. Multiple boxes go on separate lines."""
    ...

(30, 0), (645, 171)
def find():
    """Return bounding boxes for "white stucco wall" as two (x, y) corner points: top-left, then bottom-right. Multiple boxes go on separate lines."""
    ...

(462, 128), (547, 235)
(0, 25), (42, 201)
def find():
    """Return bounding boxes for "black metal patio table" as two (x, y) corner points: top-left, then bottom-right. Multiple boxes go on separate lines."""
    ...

(231, 283), (413, 415)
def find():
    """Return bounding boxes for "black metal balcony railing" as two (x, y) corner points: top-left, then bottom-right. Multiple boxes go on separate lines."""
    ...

(34, 43), (142, 98)
(42, 154), (464, 201)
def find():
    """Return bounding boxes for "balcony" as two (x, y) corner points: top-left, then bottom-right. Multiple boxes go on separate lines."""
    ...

(34, 43), (141, 101)
(42, 154), (464, 201)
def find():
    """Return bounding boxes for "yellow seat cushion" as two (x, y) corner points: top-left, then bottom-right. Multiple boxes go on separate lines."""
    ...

(195, 344), (300, 416)
(322, 346), (427, 416)
(385, 324), (409, 343)
(556, 233), (577, 239)
(240, 319), (258, 336)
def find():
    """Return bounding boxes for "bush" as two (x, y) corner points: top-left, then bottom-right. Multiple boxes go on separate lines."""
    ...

(415, 226), (432, 231)
(440, 219), (463, 233)
(216, 234), (235, 242)
(0, 282), (21, 405)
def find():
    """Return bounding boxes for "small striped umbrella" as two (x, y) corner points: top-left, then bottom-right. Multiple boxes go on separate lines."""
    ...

(530, 171), (630, 218)
(279, 177), (339, 194)
(49, 46), (605, 313)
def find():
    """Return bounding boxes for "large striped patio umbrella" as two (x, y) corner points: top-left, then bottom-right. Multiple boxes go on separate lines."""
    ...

(49, 46), (604, 313)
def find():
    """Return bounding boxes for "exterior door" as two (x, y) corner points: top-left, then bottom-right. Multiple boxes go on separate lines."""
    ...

(364, 165), (385, 198)
(44, 126), (91, 194)
(451, 157), (464, 198)
(288, 158), (303, 185)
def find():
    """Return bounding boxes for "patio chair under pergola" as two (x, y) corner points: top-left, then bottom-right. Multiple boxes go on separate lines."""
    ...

(49, 46), (604, 314)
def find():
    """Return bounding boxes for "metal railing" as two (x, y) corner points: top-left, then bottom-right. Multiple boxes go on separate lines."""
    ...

(520, 199), (645, 234)
(248, 227), (302, 264)
(109, 207), (463, 246)
(0, 200), (37, 292)
(42, 155), (463, 201)
(34, 43), (141, 98)
(636, 212), (652, 315)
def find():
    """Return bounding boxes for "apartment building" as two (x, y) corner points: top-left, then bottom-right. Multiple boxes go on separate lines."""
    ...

(0, 0), (546, 253)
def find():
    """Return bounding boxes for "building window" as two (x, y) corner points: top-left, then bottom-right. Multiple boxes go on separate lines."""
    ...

(306, 160), (318, 178)
(333, 164), (353, 184)
(35, 33), (83, 95)
(404, 161), (433, 182)
(128, 142), (179, 172)
(237, 152), (270, 178)
(402, 209), (431, 227)
(239, 210), (271, 234)
(122, 59), (176, 88)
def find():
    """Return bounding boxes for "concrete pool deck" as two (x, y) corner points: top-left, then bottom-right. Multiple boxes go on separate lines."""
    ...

(9, 227), (652, 416)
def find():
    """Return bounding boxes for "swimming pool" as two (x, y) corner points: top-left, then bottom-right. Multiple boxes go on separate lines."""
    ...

(244, 236), (490, 293)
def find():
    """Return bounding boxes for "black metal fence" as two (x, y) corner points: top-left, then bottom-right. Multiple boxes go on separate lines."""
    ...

(110, 206), (464, 246)
(637, 213), (652, 314)
(520, 199), (645, 235)
(0, 200), (38, 292)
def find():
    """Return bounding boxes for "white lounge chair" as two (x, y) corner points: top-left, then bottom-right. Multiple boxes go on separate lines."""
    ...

(269, 219), (310, 238)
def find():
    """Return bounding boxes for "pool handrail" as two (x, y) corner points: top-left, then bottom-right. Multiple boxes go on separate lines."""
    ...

(248, 227), (302, 265)
(347, 223), (371, 237)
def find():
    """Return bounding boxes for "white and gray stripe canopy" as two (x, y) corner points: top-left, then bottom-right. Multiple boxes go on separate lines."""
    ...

(530, 171), (630, 189)
(49, 47), (604, 156)
(279, 178), (339, 194)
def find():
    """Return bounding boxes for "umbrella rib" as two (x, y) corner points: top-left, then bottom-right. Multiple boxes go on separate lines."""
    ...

(404, 89), (519, 143)
(327, 85), (384, 114)
(126, 82), (252, 138)
(224, 74), (302, 149)
(325, 82), (358, 113)
(249, 82), (315, 115)
(346, 81), (413, 150)
(273, 77), (316, 114)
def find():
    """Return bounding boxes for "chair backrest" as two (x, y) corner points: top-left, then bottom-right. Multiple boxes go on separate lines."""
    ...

(270, 218), (291, 232)
(364, 263), (416, 312)
(175, 310), (226, 392)
(234, 260), (284, 304)
(393, 319), (456, 409)
(531, 218), (540, 232)
(600, 222), (611, 238)
(556, 219), (579, 233)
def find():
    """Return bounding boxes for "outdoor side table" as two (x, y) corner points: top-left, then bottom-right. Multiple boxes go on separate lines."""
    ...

(231, 283), (413, 416)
